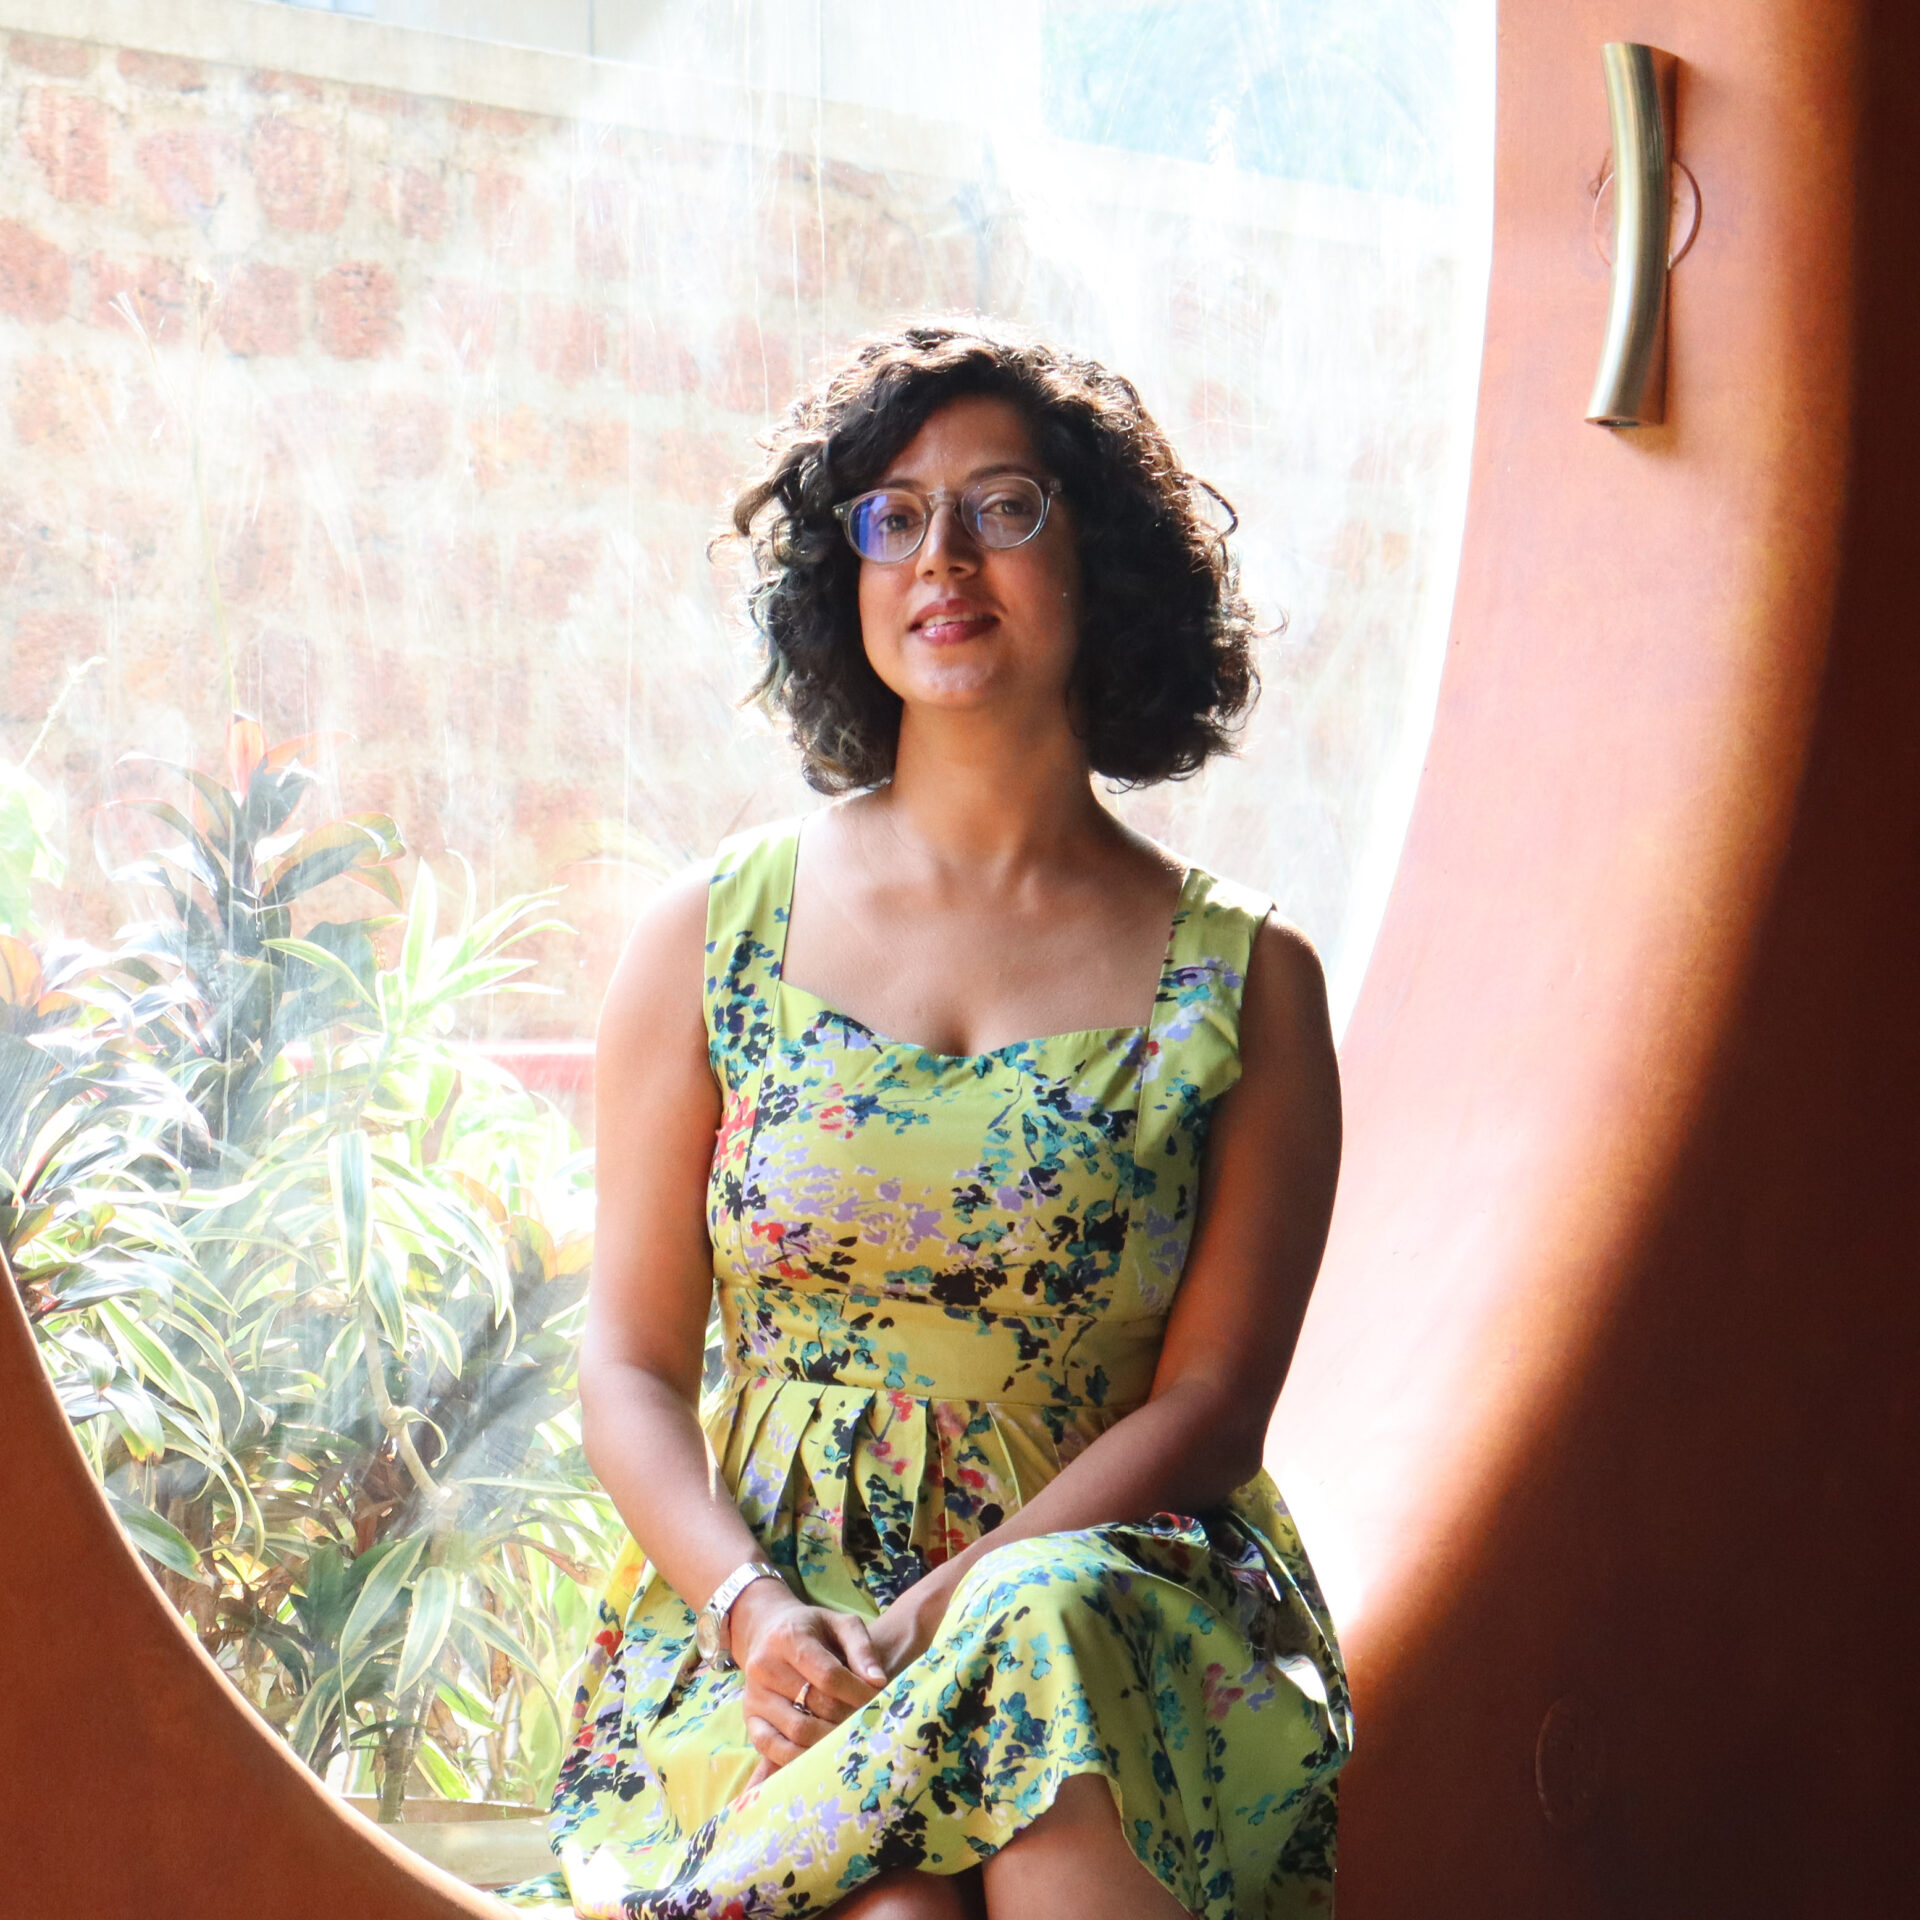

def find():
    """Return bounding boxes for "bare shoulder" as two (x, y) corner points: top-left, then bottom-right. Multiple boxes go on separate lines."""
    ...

(598, 858), (712, 1052)
(1233, 913), (1340, 1143)
(1243, 915), (1332, 1041)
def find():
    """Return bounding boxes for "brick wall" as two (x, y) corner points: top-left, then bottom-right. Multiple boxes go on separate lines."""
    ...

(0, 2), (1481, 1037)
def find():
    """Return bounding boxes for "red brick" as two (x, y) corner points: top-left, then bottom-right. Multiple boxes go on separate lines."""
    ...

(85, 485), (176, 597)
(136, 130), (230, 227)
(359, 630), (432, 714)
(6, 610), (102, 724)
(756, 191), (826, 303)
(926, 231), (978, 311)
(433, 529), (501, 621)
(0, 221), (71, 323)
(86, 252), (190, 340)
(467, 406), (550, 489)
(1185, 379), (1236, 435)
(646, 426), (739, 509)
(445, 646), (530, 761)
(424, 278), (502, 363)
(451, 101), (546, 139)
(218, 263), (301, 357)
(236, 624), (316, 737)
(21, 87), (113, 206)
(218, 490), (297, 605)
(623, 323), (701, 398)
(0, 491), (51, 594)
(473, 169), (551, 267)
(367, 394), (449, 481)
(527, 298), (604, 385)
(512, 778), (598, 866)
(575, 217), (628, 283)
(315, 262), (401, 359)
(349, 84), (421, 119)
(348, 509), (405, 608)
(848, 210), (930, 311)
(509, 528), (601, 622)
(574, 174), (630, 281)
(564, 416), (630, 489)
(249, 118), (348, 234)
(117, 49), (207, 91)
(107, 625), (201, 729)
(248, 69), (325, 102)
(713, 318), (795, 416)
(7, 33), (93, 78)
(376, 165), (448, 243)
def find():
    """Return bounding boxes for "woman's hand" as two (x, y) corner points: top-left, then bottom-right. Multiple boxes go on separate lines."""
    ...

(733, 1580), (887, 1787)
(866, 1573), (953, 1680)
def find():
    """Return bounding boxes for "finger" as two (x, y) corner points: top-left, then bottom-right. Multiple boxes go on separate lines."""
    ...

(788, 1632), (873, 1720)
(743, 1714), (807, 1772)
(745, 1757), (774, 1791)
(823, 1612), (890, 1690)
(748, 1685), (833, 1749)
(741, 1646), (853, 1728)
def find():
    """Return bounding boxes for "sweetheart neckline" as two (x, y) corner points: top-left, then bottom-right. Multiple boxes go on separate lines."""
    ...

(773, 973), (1151, 1064)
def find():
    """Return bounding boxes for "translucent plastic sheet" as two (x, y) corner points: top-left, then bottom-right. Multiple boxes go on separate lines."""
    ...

(0, 0), (1489, 1882)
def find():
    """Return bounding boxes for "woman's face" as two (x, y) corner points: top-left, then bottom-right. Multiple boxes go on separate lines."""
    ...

(854, 394), (1083, 729)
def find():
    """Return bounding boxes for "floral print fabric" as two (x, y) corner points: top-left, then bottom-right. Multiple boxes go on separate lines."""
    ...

(539, 820), (1352, 1916)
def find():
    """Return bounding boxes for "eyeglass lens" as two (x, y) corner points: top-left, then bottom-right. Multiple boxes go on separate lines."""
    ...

(843, 477), (1049, 562)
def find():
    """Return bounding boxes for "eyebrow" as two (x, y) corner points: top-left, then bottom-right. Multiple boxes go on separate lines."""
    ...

(872, 458), (1044, 489)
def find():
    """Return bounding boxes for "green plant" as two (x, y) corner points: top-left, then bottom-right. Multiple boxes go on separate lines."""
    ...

(0, 761), (65, 934)
(2, 933), (237, 1578)
(15, 724), (618, 1816)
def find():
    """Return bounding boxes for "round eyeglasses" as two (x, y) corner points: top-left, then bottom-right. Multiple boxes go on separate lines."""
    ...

(832, 475), (1062, 564)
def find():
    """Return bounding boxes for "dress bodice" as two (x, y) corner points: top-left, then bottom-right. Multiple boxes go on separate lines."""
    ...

(702, 818), (1269, 1414)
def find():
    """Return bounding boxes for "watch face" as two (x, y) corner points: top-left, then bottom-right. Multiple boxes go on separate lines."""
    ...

(695, 1607), (720, 1662)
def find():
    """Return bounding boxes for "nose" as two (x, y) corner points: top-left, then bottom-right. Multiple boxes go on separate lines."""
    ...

(916, 496), (980, 577)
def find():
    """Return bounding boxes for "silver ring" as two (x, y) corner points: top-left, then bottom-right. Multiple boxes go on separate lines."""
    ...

(793, 1681), (812, 1716)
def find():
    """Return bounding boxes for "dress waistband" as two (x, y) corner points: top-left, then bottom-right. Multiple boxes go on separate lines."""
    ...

(711, 1277), (1164, 1411)
(715, 1369), (1153, 1421)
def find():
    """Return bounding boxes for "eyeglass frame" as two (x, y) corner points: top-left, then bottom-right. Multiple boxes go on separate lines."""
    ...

(830, 475), (1064, 564)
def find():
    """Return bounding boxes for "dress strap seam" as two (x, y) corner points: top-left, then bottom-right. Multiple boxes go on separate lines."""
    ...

(1140, 864), (1202, 1065)
(703, 816), (803, 1054)
(768, 814), (800, 983)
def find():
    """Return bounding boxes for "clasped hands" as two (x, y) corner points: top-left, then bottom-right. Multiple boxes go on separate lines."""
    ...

(730, 1574), (945, 1788)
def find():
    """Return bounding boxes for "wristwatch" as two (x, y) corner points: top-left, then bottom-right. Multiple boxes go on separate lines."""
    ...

(694, 1560), (787, 1668)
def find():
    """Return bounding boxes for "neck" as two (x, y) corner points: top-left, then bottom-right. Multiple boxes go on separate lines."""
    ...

(869, 703), (1112, 879)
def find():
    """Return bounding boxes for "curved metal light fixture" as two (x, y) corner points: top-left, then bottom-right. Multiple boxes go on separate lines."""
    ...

(1587, 43), (1679, 428)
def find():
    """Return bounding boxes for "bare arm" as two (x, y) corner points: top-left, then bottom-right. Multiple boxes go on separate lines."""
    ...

(868, 916), (1343, 1671)
(580, 868), (885, 1777)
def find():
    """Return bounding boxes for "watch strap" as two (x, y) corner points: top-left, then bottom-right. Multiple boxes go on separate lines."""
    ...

(698, 1560), (786, 1666)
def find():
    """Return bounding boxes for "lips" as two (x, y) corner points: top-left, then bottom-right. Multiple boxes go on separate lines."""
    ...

(910, 602), (997, 645)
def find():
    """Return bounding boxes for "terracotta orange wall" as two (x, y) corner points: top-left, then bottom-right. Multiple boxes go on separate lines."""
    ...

(4, 1), (1917, 1914)
(1271, 0), (1918, 1912)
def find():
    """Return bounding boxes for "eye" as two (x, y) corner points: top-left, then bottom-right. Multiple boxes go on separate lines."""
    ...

(851, 493), (923, 546)
(969, 481), (1044, 540)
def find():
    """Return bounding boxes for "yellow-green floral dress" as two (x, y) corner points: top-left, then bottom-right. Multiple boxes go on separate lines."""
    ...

(541, 819), (1351, 1917)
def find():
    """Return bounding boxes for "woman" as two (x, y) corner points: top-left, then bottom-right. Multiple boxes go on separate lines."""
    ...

(546, 322), (1351, 1919)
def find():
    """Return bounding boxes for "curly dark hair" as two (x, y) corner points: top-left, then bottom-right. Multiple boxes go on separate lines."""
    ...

(728, 319), (1259, 792)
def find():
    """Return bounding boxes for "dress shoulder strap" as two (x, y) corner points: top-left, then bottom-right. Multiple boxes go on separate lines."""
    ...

(1137, 866), (1274, 1160)
(703, 817), (800, 1082)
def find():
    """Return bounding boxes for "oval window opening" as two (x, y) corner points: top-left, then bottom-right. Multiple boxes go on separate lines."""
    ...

(3, 0), (1490, 1889)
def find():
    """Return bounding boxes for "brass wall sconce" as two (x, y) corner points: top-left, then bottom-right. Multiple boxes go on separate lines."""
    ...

(1587, 43), (1693, 428)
